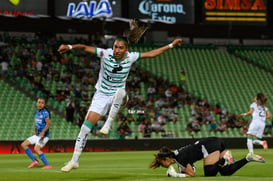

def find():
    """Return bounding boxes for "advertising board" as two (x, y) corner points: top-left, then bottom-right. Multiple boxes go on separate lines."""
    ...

(203, 0), (267, 25)
(0, 0), (48, 16)
(128, 0), (195, 24)
(55, 0), (122, 18)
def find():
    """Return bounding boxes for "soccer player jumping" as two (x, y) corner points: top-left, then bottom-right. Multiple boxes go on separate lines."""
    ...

(57, 20), (182, 172)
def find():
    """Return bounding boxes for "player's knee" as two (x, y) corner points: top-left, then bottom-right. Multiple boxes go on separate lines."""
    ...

(116, 88), (126, 98)
(113, 88), (127, 104)
(21, 142), (26, 149)
(34, 145), (41, 153)
(21, 141), (29, 149)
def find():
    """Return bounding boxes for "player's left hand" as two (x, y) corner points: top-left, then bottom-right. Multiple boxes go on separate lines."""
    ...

(172, 39), (182, 47)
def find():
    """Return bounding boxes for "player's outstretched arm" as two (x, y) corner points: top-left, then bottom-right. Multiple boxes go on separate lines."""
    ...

(57, 44), (95, 54)
(140, 38), (182, 59)
(241, 108), (254, 116)
(167, 164), (193, 178)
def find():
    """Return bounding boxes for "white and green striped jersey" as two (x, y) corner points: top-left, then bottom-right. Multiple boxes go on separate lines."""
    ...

(95, 47), (140, 95)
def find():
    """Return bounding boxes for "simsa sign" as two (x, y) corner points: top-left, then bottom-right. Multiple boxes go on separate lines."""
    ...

(55, 0), (122, 18)
(203, 0), (267, 24)
(128, 0), (195, 24)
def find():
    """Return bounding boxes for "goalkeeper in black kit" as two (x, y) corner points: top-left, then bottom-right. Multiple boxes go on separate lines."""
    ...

(150, 137), (265, 177)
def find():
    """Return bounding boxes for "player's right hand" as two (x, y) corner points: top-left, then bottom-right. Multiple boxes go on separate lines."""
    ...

(57, 44), (70, 54)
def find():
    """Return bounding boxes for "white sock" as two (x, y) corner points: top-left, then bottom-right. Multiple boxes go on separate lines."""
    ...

(103, 117), (113, 130)
(72, 124), (90, 163)
(253, 139), (263, 145)
(102, 88), (126, 130)
(247, 139), (254, 153)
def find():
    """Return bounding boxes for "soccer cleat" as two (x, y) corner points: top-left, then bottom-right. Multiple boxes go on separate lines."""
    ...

(27, 160), (39, 168)
(246, 153), (266, 163)
(223, 150), (235, 164)
(99, 125), (110, 135)
(262, 140), (268, 151)
(61, 161), (79, 172)
(41, 165), (52, 169)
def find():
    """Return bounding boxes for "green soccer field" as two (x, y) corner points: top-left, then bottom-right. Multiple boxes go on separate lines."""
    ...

(0, 149), (272, 181)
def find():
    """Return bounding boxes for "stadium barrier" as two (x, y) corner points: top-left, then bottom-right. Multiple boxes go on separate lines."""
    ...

(1, 137), (272, 154)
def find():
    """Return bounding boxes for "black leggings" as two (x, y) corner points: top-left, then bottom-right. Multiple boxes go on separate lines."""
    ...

(204, 158), (248, 176)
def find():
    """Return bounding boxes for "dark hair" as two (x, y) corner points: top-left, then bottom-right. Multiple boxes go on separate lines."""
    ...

(115, 37), (129, 47)
(37, 97), (47, 103)
(124, 19), (149, 44)
(149, 146), (174, 169)
(256, 93), (267, 107)
(37, 97), (51, 118)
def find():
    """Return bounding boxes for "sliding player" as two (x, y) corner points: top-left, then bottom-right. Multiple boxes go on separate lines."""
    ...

(150, 137), (265, 177)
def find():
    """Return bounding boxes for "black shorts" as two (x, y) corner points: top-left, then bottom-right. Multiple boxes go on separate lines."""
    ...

(198, 137), (226, 154)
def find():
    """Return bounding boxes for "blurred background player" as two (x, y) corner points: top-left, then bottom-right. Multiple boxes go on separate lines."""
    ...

(57, 20), (182, 172)
(21, 97), (52, 169)
(241, 93), (271, 155)
(150, 137), (265, 178)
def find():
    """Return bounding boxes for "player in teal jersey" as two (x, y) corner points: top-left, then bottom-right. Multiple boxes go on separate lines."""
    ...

(21, 97), (52, 169)
(58, 20), (182, 172)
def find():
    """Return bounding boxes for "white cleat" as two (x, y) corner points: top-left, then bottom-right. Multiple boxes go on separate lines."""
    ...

(246, 153), (266, 163)
(99, 125), (110, 135)
(61, 161), (79, 172)
(223, 150), (235, 164)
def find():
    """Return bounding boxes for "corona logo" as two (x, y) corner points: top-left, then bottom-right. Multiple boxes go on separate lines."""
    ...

(9, 0), (20, 6)
(138, 0), (185, 23)
(67, 0), (113, 18)
(139, 0), (185, 15)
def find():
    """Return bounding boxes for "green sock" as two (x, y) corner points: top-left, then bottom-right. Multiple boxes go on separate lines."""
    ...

(83, 120), (94, 130)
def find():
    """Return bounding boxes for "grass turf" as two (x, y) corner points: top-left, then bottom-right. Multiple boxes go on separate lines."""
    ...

(0, 149), (272, 181)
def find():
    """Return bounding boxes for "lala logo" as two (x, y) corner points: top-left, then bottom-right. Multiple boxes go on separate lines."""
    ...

(67, 0), (113, 18)
(9, 0), (20, 6)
